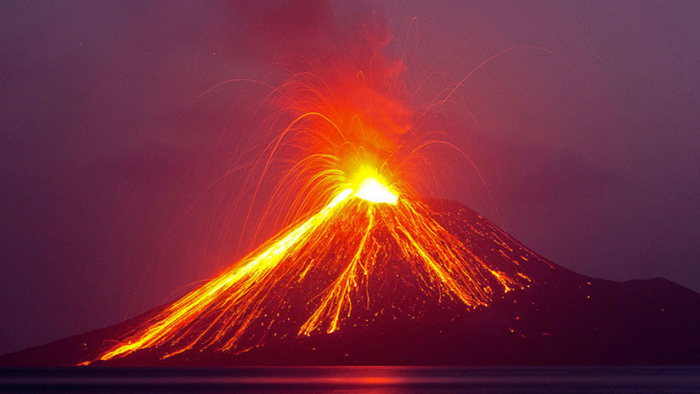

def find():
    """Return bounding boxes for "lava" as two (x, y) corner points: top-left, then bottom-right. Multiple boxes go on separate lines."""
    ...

(88, 173), (532, 364)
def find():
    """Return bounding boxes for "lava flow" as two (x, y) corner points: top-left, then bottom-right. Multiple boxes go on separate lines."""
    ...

(88, 171), (533, 364)
(83, 9), (540, 365)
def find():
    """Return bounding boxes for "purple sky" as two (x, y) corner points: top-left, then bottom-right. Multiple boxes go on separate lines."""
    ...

(1, 0), (699, 354)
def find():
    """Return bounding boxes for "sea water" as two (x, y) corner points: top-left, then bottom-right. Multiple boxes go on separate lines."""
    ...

(1, 366), (699, 393)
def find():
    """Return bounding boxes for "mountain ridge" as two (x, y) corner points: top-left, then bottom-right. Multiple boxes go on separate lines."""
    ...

(2, 199), (699, 366)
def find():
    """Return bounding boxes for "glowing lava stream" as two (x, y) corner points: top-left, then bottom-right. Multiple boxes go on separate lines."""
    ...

(95, 188), (355, 362)
(88, 176), (531, 364)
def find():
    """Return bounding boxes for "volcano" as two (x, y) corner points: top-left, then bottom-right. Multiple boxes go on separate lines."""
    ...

(3, 197), (700, 367)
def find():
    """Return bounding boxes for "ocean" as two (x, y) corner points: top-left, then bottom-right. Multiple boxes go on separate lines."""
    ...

(1, 366), (699, 393)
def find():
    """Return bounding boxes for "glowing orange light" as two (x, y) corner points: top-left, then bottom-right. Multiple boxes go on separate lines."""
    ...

(354, 177), (398, 204)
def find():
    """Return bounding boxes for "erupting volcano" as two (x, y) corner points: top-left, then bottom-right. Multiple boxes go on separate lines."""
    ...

(3, 6), (700, 368)
(65, 11), (556, 365)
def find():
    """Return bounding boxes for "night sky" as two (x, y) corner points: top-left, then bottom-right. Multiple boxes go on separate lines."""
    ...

(1, 0), (699, 355)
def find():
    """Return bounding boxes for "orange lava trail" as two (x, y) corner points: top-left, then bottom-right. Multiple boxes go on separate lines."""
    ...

(88, 177), (534, 364)
(96, 188), (353, 362)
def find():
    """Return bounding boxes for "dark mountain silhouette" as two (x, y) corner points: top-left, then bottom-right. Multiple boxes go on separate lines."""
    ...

(2, 199), (700, 366)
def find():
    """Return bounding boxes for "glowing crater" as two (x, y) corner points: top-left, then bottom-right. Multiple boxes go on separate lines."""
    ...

(354, 177), (398, 204)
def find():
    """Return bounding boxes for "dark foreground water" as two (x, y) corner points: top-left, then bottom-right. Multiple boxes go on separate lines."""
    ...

(1, 367), (699, 393)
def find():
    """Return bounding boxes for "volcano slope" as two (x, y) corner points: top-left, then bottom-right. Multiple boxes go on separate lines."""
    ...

(3, 199), (700, 366)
